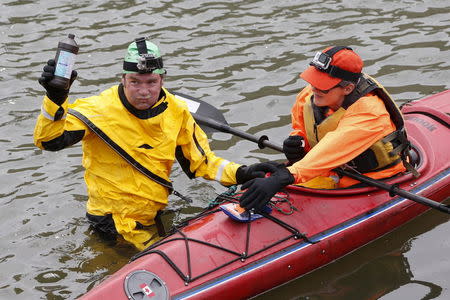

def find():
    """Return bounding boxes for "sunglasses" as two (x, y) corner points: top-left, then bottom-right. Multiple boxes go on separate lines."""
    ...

(314, 82), (347, 94)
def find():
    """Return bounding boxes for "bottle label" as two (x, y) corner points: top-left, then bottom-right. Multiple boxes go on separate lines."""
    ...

(54, 50), (76, 79)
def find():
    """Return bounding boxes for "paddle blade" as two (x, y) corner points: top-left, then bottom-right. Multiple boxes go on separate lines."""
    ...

(173, 92), (228, 133)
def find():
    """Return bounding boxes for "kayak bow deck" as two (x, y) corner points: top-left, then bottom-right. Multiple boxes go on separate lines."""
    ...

(81, 90), (450, 300)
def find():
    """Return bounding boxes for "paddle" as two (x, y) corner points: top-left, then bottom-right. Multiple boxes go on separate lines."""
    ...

(174, 92), (283, 151)
(176, 92), (450, 215)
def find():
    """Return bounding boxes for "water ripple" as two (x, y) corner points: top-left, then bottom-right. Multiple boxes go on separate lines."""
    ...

(0, 0), (449, 299)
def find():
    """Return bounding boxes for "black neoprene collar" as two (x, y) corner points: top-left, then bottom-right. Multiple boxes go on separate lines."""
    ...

(118, 84), (168, 119)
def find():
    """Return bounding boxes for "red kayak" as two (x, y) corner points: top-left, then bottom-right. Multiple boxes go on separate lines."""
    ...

(81, 90), (450, 300)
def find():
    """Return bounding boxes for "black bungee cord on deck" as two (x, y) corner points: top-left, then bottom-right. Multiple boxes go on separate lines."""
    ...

(130, 186), (318, 285)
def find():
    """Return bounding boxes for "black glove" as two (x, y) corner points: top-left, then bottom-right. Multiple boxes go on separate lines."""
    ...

(38, 59), (77, 105)
(239, 164), (294, 212)
(235, 162), (279, 184)
(283, 135), (305, 164)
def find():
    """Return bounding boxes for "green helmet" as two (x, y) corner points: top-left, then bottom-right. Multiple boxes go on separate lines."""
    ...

(123, 37), (166, 74)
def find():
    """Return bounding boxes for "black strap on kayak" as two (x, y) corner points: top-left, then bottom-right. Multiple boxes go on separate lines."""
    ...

(260, 212), (316, 244)
(130, 186), (318, 285)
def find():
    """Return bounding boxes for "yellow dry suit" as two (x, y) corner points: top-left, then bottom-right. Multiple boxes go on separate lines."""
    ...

(303, 74), (411, 175)
(34, 85), (241, 250)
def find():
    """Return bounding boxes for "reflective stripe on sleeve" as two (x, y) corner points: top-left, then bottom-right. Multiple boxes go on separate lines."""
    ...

(215, 159), (230, 181)
(41, 105), (66, 121)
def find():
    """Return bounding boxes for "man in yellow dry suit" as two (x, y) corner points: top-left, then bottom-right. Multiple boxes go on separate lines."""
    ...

(239, 46), (411, 211)
(34, 37), (271, 250)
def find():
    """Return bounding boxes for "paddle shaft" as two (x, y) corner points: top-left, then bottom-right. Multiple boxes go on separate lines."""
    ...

(192, 112), (450, 214)
(194, 114), (283, 152)
(336, 168), (450, 214)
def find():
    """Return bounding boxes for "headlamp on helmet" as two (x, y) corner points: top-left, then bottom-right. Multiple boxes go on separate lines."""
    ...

(308, 46), (361, 82)
(311, 51), (332, 71)
(136, 53), (164, 73)
(123, 37), (166, 74)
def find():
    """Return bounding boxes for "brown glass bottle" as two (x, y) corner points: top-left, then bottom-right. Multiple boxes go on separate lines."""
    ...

(48, 34), (79, 89)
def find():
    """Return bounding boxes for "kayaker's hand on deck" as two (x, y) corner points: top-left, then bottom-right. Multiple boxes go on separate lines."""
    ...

(239, 164), (294, 211)
(235, 162), (279, 184)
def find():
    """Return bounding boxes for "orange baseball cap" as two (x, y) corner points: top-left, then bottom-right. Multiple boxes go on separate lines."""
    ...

(300, 46), (363, 90)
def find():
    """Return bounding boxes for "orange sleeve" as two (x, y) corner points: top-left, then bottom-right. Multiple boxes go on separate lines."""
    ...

(290, 85), (312, 150)
(287, 94), (397, 184)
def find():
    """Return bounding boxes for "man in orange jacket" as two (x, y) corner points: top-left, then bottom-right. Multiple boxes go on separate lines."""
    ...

(239, 46), (410, 211)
